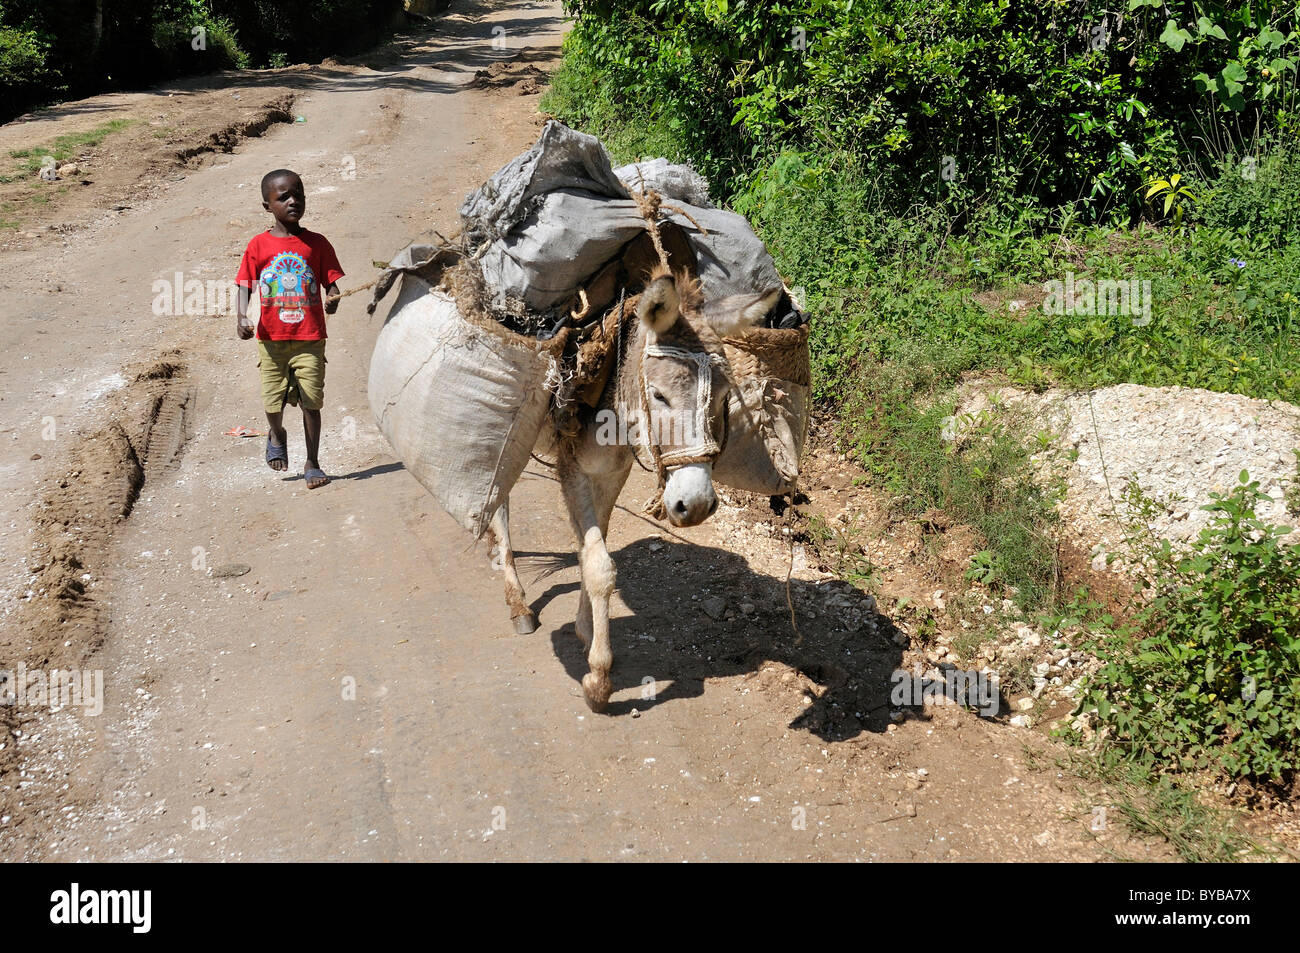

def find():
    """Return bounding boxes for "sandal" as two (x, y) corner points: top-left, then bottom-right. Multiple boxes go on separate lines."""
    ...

(266, 435), (288, 471)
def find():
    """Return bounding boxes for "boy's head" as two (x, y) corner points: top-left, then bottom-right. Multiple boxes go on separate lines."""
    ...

(261, 169), (305, 227)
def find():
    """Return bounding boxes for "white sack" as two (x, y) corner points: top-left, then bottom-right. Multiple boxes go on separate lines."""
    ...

(613, 158), (714, 208)
(367, 275), (556, 537)
(459, 122), (630, 243)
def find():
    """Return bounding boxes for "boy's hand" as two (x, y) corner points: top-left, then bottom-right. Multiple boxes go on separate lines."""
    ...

(235, 285), (253, 338)
(324, 283), (341, 315)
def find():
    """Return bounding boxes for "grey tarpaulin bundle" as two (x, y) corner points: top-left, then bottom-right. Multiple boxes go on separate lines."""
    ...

(367, 121), (810, 537)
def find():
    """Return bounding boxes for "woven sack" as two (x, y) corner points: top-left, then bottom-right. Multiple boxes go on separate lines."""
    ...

(367, 273), (562, 537)
(712, 324), (811, 495)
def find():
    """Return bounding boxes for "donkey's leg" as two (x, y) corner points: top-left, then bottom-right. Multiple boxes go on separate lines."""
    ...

(571, 469), (623, 653)
(489, 498), (537, 634)
(576, 589), (594, 651)
(560, 462), (626, 712)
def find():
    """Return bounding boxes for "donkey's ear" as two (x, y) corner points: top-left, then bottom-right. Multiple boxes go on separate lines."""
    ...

(700, 288), (782, 336)
(636, 275), (680, 334)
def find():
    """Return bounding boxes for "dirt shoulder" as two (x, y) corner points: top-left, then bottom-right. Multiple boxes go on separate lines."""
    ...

(0, 80), (298, 246)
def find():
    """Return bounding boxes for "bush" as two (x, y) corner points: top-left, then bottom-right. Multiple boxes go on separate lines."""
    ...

(1079, 474), (1300, 787)
(1195, 130), (1300, 244)
(152, 2), (249, 72)
(0, 20), (50, 117)
(562, 0), (1300, 223)
(540, 39), (697, 170)
(210, 0), (407, 69)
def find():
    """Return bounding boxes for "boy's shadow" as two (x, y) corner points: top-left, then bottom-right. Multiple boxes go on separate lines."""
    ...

(533, 536), (920, 742)
(279, 461), (405, 482)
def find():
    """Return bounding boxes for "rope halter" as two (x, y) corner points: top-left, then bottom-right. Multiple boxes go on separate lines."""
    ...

(636, 341), (729, 520)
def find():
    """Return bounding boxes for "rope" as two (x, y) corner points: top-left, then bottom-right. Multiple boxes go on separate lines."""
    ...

(631, 188), (672, 273)
(630, 182), (684, 520)
(324, 276), (378, 306)
(779, 499), (804, 646)
(570, 287), (591, 322)
(629, 183), (709, 275)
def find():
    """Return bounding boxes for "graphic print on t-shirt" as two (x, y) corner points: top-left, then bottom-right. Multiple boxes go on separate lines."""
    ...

(260, 250), (318, 324)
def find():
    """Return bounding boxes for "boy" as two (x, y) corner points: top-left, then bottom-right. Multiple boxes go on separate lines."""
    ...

(236, 169), (343, 489)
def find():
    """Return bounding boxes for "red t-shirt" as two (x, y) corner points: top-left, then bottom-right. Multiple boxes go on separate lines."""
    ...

(236, 230), (344, 341)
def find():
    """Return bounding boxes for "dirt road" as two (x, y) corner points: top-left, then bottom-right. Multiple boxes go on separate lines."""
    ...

(0, 0), (1174, 861)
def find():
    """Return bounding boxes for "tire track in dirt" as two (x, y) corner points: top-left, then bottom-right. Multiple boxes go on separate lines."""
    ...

(1, 355), (193, 845)
(10, 357), (193, 661)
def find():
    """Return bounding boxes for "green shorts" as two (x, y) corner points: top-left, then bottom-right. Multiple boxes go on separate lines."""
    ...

(258, 339), (326, 413)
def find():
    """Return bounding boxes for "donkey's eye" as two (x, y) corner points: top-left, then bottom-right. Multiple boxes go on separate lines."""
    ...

(650, 387), (670, 407)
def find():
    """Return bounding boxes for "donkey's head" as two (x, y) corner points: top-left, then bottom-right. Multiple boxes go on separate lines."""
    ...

(634, 270), (781, 527)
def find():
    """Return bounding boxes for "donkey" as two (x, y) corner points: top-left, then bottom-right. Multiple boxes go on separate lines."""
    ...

(489, 267), (780, 711)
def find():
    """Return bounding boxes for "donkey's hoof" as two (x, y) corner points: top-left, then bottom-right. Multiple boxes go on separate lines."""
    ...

(582, 673), (612, 713)
(513, 611), (539, 635)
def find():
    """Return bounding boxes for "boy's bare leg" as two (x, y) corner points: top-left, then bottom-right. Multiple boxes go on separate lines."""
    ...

(265, 410), (288, 472)
(302, 408), (328, 488)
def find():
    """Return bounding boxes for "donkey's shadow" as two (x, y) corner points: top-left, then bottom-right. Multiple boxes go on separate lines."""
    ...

(531, 535), (909, 742)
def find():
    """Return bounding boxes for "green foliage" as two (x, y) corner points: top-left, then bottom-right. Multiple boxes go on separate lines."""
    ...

(1144, 172), (1198, 225)
(541, 38), (699, 169)
(0, 19), (46, 84)
(1146, 1), (1299, 112)
(1195, 133), (1300, 243)
(1288, 450), (1300, 517)
(802, 513), (878, 588)
(1079, 474), (1300, 786)
(965, 549), (999, 586)
(152, 1), (248, 71)
(0, 8), (50, 118)
(561, 0), (1299, 223)
(1060, 746), (1262, 861)
(719, 130), (1300, 407)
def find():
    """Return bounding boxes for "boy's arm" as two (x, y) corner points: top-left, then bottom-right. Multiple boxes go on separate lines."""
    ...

(319, 236), (344, 315)
(236, 285), (253, 339)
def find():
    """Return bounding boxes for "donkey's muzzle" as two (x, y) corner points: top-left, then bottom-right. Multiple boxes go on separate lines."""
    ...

(663, 463), (718, 527)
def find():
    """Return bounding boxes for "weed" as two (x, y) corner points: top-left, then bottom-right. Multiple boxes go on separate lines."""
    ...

(8, 118), (136, 177)
(1076, 473), (1300, 788)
